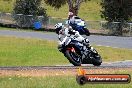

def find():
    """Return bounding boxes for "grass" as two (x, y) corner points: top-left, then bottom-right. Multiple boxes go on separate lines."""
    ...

(0, 36), (68, 66)
(0, 0), (14, 13)
(0, 36), (132, 66)
(94, 46), (132, 62)
(0, 0), (102, 21)
(0, 27), (18, 30)
(0, 70), (132, 88)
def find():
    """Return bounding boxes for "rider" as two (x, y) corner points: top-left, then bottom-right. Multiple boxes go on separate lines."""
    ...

(67, 12), (90, 36)
(55, 23), (90, 51)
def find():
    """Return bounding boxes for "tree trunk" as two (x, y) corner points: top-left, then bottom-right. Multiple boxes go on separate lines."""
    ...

(118, 21), (124, 35)
(67, 0), (82, 16)
(69, 7), (78, 16)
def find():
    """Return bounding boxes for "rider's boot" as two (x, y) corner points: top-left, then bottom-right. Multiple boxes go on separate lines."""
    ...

(83, 38), (90, 47)
(58, 44), (63, 52)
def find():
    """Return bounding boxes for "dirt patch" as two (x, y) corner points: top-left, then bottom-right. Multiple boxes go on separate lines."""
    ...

(0, 68), (131, 77)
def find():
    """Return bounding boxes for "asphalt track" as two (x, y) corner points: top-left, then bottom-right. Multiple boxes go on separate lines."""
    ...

(0, 30), (132, 69)
(0, 60), (132, 70)
(0, 65), (131, 71)
(0, 30), (132, 49)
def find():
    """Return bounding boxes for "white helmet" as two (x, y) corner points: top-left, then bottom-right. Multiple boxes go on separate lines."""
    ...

(55, 23), (64, 34)
(55, 23), (64, 29)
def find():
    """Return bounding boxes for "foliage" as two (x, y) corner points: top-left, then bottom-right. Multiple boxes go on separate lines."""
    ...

(14, 0), (46, 15)
(13, 0), (48, 28)
(101, 0), (132, 22)
(0, 0), (102, 20)
(44, 0), (90, 16)
(101, 0), (132, 35)
(44, 0), (67, 9)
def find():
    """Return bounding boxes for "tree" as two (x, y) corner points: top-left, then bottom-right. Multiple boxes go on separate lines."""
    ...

(13, 0), (48, 28)
(44, 0), (90, 16)
(101, 0), (132, 35)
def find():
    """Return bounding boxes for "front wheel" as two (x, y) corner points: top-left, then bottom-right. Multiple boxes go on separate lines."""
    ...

(65, 47), (82, 66)
(89, 48), (102, 66)
(92, 54), (102, 66)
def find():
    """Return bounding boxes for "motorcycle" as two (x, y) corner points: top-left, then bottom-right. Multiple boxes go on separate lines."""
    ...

(67, 18), (90, 36)
(58, 35), (102, 66)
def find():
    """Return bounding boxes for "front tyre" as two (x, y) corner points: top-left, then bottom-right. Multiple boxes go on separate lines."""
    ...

(92, 54), (102, 66)
(65, 48), (82, 66)
(89, 48), (102, 66)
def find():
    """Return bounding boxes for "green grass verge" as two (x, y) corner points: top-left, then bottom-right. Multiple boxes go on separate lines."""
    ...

(0, 36), (68, 66)
(94, 46), (132, 62)
(0, 70), (132, 88)
(0, 27), (18, 30)
(0, 36), (132, 66)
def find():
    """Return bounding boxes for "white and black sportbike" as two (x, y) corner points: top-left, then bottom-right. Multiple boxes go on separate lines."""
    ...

(55, 23), (102, 66)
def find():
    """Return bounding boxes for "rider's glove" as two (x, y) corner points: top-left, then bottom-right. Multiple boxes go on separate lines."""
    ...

(68, 30), (75, 35)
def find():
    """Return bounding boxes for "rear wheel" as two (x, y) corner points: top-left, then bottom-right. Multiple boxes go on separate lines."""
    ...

(65, 47), (82, 66)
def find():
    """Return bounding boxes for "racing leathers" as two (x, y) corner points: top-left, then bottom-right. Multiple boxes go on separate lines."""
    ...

(58, 26), (90, 52)
(67, 16), (90, 36)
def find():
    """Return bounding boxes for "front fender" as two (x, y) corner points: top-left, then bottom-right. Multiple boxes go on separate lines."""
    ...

(67, 41), (83, 52)
(59, 40), (83, 54)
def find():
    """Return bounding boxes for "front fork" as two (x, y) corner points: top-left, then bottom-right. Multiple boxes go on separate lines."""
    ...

(81, 46), (98, 60)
